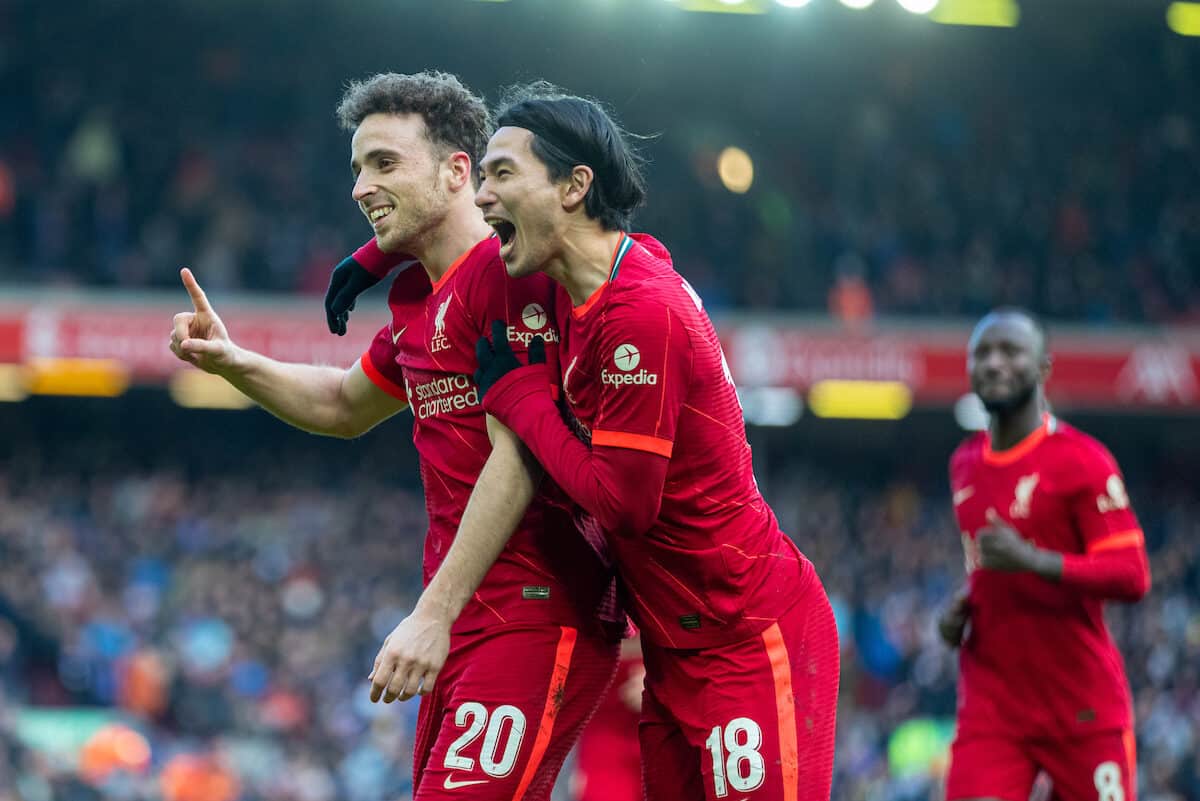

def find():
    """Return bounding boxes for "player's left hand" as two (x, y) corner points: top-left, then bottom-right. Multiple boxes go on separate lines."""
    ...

(325, 254), (383, 336)
(474, 319), (545, 400)
(368, 610), (451, 703)
(977, 509), (1040, 572)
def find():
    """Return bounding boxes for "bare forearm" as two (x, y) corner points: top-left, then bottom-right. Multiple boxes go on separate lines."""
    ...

(219, 348), (361, 437)
(416, 430), (540, 621)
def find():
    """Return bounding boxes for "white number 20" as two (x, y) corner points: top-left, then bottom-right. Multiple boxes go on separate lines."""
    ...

(443, 702), (527, 778)
(705, 717), (766, 798)
(1094, 761), (1125, 801)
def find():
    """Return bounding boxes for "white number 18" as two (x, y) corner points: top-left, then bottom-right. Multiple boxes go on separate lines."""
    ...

(705, 717), (766, 798)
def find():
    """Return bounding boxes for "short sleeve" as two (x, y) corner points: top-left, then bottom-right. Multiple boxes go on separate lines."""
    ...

(360, 263), (430, 402)
(591, 303), (692, 458)
(361, 324), (408, 401)
(1069, 442), (1144, 553)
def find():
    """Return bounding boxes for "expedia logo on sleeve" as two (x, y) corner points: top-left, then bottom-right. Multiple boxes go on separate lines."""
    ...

(602, 343), (658, 387)
(507, 302), (560, 346)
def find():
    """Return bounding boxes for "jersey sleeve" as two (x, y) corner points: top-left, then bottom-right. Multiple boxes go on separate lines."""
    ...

(361, 324), (407, 401)
(590, 301), (693, 458)
(359, 263), (430, 402)
(1068, 441), (1144, 554)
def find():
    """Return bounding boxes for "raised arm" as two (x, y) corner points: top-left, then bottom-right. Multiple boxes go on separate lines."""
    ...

(169, 268), (406, 438)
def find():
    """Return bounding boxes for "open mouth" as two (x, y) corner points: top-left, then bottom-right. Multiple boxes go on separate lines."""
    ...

(490, 220), (516, 247)
(368, 206), (394, 226)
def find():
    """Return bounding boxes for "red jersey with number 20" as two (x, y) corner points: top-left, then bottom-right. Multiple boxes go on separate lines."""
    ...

(361, 236), (612, 636)
(554, 233), (815, 650)
(949, 415), (1147, 739)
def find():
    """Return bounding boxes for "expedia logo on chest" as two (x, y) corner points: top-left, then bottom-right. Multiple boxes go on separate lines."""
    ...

(602, 343), (658, 387)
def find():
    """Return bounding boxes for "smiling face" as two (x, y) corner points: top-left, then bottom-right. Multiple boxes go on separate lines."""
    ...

(968, 313), (1049, 414)
(474, 126), (569, 278)
(350, 113), (451, 253)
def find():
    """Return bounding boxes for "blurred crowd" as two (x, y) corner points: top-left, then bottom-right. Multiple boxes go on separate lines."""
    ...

(0, 405), (1197, 801)
(2, 3), (1200, 322)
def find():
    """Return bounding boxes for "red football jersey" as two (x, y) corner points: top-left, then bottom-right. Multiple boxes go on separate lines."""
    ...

(553, 233), (815, 649)
(949, 414), (1145, 738)
(361, 237), (611, 635)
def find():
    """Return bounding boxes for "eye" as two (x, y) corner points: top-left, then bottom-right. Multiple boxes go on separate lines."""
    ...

(379, 158), (396, 169)
(495, 168), (512, 178)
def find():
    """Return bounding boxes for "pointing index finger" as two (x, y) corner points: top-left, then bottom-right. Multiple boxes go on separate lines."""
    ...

(180, 268), (213, 313)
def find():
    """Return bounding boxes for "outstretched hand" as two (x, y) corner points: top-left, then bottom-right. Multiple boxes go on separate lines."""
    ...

(168, 268), (237, 374)
(474, 319), (545, 400)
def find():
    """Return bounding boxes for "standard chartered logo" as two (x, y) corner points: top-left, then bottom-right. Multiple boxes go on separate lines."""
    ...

(603, 343), (658, 387)
(412, 374), (479, 419)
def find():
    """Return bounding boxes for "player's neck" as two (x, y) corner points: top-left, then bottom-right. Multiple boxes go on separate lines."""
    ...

(548, 226), (625, 307)
(412, 208), (494, 283)
(989, 400), (1045, 451)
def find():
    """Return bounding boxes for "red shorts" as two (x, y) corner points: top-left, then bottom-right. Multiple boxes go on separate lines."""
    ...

(639, 578), (839, 801)
(946, 729), (1137, 801)
(412, 623), (618, 801)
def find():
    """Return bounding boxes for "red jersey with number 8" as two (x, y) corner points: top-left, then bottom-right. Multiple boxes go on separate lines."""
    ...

(949, 415), (1147, 738)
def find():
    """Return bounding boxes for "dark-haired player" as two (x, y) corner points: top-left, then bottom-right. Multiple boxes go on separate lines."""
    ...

(397, 83), (840, 801)
(169, 72), (618, 801)
(939, 309), (1150, 801)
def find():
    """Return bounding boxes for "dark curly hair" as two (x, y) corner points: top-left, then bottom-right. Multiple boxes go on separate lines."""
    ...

(494, 81), (647, 231)
(336, 71), (492, 178)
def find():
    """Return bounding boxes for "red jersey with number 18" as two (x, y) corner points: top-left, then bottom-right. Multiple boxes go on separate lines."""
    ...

(949, 415), (1149, 739)
(360, 236), (613, 636)
(552, 233), (815, 650)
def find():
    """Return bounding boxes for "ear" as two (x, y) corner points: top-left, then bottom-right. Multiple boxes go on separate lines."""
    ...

(1040, 353), (1053, 383)
(560, 164), (594, 212)
(444, 151), (474, 193)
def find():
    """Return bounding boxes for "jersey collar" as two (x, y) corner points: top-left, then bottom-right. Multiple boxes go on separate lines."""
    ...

(572, 233), (634, 319)
(983, 413), (1057, 466)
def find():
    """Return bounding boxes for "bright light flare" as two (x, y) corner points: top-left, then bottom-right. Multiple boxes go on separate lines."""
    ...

(717, 147), (754, 194)
(839, 0), (876, 8)
(897, 0), (939, 13)
(1167, 2), (1200, 36)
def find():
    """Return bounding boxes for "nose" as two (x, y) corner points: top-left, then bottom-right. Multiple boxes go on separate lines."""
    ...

(352, 172), (375, 204)
(474, 178), (495, 210)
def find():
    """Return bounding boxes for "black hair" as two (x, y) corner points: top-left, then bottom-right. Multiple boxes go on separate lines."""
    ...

(495, 82), (647, 231)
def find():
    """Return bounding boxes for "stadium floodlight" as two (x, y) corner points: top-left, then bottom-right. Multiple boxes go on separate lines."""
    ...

(717, 147), (754, 194)
(838, 0), (876, 8)
(930, 0), (1018, 27)
(897, 0), (939, 13)
(775, 0), (812, 6)
(1167, 2), (1200, 36)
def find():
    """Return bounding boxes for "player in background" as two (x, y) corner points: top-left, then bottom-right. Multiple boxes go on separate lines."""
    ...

(938, 309), (1151, 801)
(168, 71), (618, 801)
(390, 83), (839, 801)
(569, 635), (644, 801)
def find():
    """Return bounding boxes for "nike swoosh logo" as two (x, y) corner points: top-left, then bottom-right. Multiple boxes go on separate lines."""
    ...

(443, 776), (488, 790)
(953, 486), (975, 506)
(392, 325), (407, 344)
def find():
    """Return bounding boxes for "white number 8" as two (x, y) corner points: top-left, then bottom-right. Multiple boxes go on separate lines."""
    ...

(1094, 761), (1124, 801)
(705, 717), (766, 798)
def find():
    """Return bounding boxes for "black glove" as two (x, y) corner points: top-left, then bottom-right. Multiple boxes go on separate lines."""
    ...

(324, 255), (382, 335)
(474, 319), (545, 400)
